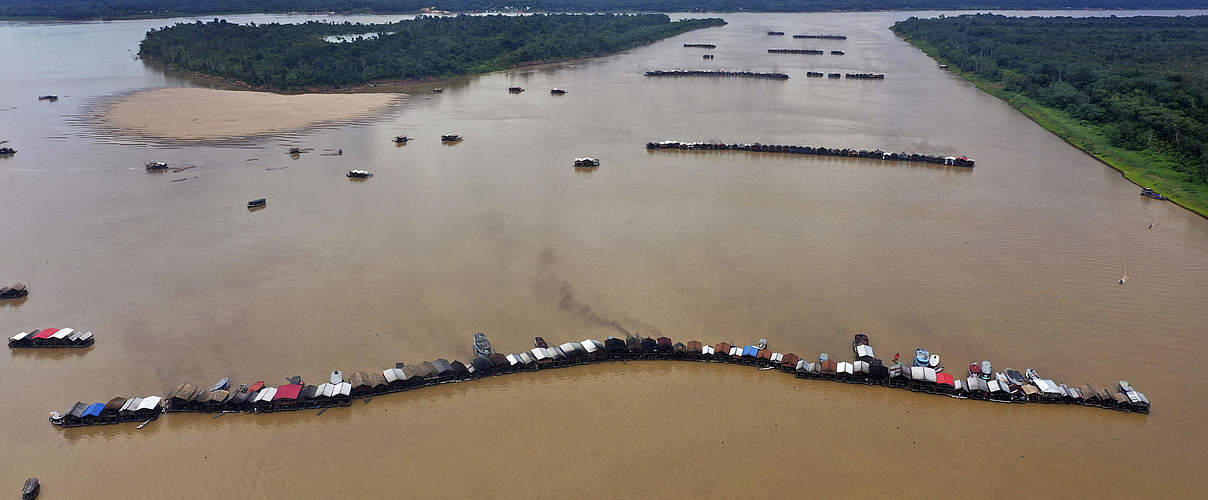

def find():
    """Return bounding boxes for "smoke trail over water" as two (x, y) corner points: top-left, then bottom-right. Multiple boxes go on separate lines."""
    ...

(537, 249), (660, 338)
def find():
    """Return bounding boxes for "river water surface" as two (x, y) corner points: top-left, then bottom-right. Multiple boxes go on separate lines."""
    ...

(2, 10), (1207, 498)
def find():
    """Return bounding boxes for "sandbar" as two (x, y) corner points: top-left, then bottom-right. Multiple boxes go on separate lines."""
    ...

(99, 87), (402, 140)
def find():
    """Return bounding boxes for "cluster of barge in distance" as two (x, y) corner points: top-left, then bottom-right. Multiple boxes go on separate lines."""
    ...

(767, 31), (785, 35)
(9, 328), (94, 348)
(793, 34), (847, 39)
(769, 48), (824, 54)
(683, 43), (716, 48)
(645, 70), (789, 79)
(647, 140), (974, 167)
(47, 332), (1149, 428)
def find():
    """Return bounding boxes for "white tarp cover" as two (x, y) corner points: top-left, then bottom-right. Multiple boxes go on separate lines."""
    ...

(383, 369), (399, 383)
(51, 328), (74, 339)
(257, 387), (277, 402)
(771, 353), (783, 363)
(837, 362), (853, 375)
(854, 361), (869, 373)
(1036, 379), (1063, 394)
(924, 367), (937, 383)
(9, 331), (29, 341)
(336, 382), (352, 396)
(703, 346), (715, 354)
(580, 340), (599, 353)
(987, 380), (1004, 393)
(120, 398), (140, 412)
(559, 342), (577, 354)
(79, 332), (94, 341)
(519, 352), (534, 364)
(855, 345), (874, 358)
(953, 379), (965, 391)
(910, 366), (925, 380)
(137, 396), (162, 410)
(796, 359), (807, 371)
(506, 354), (520, 366)
(966, 376), (981, 391)
(729, 347), (741, 356)
(531, 348), (548, 361)
(319, 383), (335, 398)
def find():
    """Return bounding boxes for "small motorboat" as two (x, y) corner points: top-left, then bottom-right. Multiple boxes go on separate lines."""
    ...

(347, 169), (373, 178)
(441, 134), (463, 142)
(210, 377), (230, 392)
(852, 333), (870, 348)
(818, 352), (829, 363)
(392, 136), (411, 143)
(247, 381), (265, 393)
(1025, 368), (1039, 382)
(508, 86), (524, 93)
(968, 362), (981, 377)
(756, 339), (768, 350)
(827, 73), (841, 79)
(38, 94), (58, 101)
(431, 87), (443, 93)
(145, 161), (169, 171)
(330, 370), (343, 385)
(913, 348), (929, 367)
(22, 477), (39, 500)
(1004, 369), (1026, 387)
(0, 283), (28, 299)
(1140, 187), (1167, 200)
(981, 360), (993, 380)
(702, 54), (714, 59)
(247, 198), (266, 209)
(938, 64), (949, 69)
(0, 147), (15, 155)
(474, 332), (494, 358)
(287, 147), (303, 155)
(573, 157), (600, 167)
(830, 50), (844, 55)
(550, 88), (567, 95)
(758, 366), (775, 371)
(928, 354), (941, 368)
(535, 336), (548, 349)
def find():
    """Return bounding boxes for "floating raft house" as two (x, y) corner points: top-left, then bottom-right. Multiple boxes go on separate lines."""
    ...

(50, 333), (1149, 429)
(793, 34), (847, 39)
(645, 140), (974, 167)
(683, 43), (716, 48)
(769, 48), (823, 54)
(9, 328), (94, 348)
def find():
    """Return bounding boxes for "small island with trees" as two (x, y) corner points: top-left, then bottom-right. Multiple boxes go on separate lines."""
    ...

(138, 14), (725, 90)
(893, 14), (1208, 217)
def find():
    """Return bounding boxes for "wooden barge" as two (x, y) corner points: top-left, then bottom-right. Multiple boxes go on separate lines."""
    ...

(645, 70), (789, 80)
(646, 140), (975, 167)
(49, 333), (1149, 429)
(768, 48), (823, 54)
(9, 328), (94, 348)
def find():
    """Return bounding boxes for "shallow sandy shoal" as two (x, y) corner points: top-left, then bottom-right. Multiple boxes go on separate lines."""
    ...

(100, 87), (402, 140)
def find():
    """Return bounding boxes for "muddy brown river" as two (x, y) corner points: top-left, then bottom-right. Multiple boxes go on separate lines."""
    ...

(2, 10), (1207, 498)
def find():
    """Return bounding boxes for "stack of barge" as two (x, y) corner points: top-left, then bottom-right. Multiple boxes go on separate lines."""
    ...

(49, 331), (1149, 429)
(683, 43), (716, 48)
(806, 72), (824, 78)
(646, 140), (974, 167)
(793, 34), (847, 39)
(645, 70), (789, 80)
(846, 73), (885, 79)
(767, 31), (785, 35)
(768, 48), (823, 54)
(9, 328), (94, 348)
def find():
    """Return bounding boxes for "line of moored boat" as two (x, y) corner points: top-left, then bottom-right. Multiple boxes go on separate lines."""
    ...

(646, 140), (975, 167)
(8, 328), (94, 348)
(645, 70), (789, 80)
(47, 331), (1148, 429)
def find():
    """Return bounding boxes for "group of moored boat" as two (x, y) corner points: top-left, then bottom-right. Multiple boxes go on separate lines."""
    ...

(1140, 187), (1167, 200)
(574, 157), (601, 167)
(683, 43), (716, 48)
(767, 31), (785, 35)
(8, 328), (94, 348)
(846, 73), (885, 79)
(646, 140), (975, 167)
(769, 48), (824, 54)
(47, 331), (1149, 429)
(793, 34), (847, 39)
(645, 70), (789, 80)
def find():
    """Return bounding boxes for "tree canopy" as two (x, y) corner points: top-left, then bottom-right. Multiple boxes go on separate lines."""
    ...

(893, 14), (1208, 189)
(3, 0), (1206, 20)
(138, 14), (725, 89)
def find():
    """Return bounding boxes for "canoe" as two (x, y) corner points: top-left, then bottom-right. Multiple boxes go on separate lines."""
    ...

(22, 477), (38, 500)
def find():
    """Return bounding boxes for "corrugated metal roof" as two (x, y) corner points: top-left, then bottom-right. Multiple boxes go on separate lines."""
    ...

(580, 340), (599, 353)
(9, 331), (29, 341)
(336, 382), (351, 396)
(139, 396), (162, 410)
(51, 328), (74, 340)
(274, 384), (303, 400)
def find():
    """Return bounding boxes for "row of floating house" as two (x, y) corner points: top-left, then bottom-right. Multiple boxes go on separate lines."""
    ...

(683, 43), (716, 48)
(9, 328), (94, 348)
(645, 140), (975, 167)
(846, 73), (885, 79)
(645, 70), (789, 80)
(769, 48), (824, 54)
(49, 333), (1148, 429)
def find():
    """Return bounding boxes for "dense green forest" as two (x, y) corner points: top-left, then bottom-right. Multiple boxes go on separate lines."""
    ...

(3, 0), (1207, 20)
(893, 14), (1208, 215)
(138, 14), (724, 88)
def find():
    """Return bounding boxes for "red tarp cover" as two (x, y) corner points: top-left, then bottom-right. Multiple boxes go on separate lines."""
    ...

(936, 373), (955, 387)
(273, 384), (303, 400)
(248, 381), (265, 393)
(32, 328), (59, 339)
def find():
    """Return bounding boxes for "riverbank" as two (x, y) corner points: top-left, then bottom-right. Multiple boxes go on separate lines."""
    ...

(97, 87), (402, 140)
(897, 35), (1208, 219)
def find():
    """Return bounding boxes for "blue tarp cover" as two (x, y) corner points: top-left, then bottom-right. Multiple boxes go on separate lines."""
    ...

(83, 403), (105, 417)
(742, 345), (759, 357)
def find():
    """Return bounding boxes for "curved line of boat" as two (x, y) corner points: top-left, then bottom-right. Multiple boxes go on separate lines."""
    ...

(646, 140), (975, 167)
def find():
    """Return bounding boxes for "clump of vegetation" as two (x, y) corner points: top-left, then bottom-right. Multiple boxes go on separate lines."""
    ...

(893, 14), (1208, 215)
(138, 14), (723, 89)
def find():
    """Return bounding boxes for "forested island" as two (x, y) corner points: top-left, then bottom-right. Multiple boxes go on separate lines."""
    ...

(893, 14), (1208, 216)
(138, 14), (724, 89)
(2, 0), (1205, 20)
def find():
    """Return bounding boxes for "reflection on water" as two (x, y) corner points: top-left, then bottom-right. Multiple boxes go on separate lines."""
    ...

(1, 9), (1207, 498)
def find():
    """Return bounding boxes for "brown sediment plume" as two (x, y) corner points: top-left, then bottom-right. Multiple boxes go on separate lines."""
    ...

(537, 249), (659, 338)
